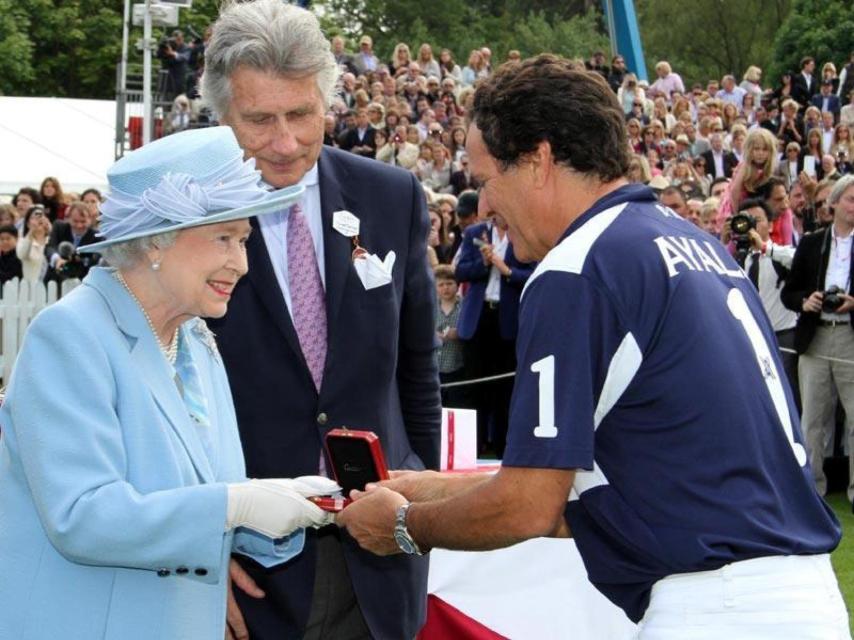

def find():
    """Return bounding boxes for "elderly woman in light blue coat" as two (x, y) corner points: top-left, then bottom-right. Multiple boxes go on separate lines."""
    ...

(0, 127), (338, 640)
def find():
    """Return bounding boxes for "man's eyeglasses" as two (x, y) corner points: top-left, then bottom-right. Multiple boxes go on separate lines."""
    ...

(815, 199), (827, 209)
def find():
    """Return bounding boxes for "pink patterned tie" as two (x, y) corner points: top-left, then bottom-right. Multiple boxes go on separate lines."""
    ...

(287, 204), (327, 391)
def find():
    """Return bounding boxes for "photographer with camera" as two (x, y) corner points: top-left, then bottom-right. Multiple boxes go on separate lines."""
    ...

(782, 174), (854, 502)
(157, 29), (192, 101)
(740, 199), (800, 408)
(44, 202), (100, 283)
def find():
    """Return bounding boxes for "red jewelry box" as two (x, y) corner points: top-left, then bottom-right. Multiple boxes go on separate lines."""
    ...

(311, 428), (389, 512)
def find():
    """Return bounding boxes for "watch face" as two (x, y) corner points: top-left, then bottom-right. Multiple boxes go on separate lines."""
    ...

(394, 529), (416, 555)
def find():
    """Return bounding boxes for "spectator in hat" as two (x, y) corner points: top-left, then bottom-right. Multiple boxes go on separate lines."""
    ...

(0, 126), (335, 640)
(353, 35), (379, 75)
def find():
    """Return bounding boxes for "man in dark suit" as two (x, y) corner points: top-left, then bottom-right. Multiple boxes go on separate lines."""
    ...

(338, 108), (376, 158)
(455, 213), (535, 457)
(792, 56), (819, 107)
(781, 176), (854, 501)
(44, 202), (99, 282)
(701, 133), (738, 180)
(810, 80), (841, 122)
(450, 153), (477, 195)
(202, 3), (441, 639)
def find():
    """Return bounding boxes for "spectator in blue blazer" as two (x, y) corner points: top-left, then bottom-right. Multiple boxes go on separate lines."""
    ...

(456, 211), (535, 456)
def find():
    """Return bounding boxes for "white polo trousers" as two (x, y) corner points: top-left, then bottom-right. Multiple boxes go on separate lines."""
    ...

(636, 554), (850, 639)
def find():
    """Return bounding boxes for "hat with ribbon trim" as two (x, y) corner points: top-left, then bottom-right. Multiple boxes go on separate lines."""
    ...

(80, 126), (303, 253)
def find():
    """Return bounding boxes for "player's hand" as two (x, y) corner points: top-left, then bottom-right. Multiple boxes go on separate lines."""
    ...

(803, 291), (824, 313)
(337, 486), (407, 556)
(377, 469), (450, 503)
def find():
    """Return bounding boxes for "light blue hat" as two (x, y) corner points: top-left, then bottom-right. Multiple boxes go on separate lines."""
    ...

(80, 126), (303, 253)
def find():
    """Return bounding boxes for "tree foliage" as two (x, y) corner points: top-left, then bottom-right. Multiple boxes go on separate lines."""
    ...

(322, 0), (608, 67)
(768, 0), (854, 82)
(1, 0), (609, 99)
(636, 0), (791, 87)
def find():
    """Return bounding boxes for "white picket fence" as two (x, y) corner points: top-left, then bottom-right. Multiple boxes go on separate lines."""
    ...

(0, 278), (81, 383)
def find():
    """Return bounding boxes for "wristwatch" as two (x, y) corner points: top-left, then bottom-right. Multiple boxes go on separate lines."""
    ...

(394, 503), (424, 555)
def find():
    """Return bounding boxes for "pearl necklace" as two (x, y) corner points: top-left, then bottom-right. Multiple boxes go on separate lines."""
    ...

(114, 271), (179, 365)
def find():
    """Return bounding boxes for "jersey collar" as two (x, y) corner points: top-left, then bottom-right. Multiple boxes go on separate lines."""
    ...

(559, 184), (656, 242)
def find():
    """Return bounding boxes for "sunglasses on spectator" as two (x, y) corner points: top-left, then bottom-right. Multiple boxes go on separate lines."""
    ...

(713, 127), (723, 132)
(633, 102), (643, 107)
(815, 199), (827, 209)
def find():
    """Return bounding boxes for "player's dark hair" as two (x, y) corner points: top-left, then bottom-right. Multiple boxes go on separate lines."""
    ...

(739, 197), (772, 221)
(469, 54), (630, 181)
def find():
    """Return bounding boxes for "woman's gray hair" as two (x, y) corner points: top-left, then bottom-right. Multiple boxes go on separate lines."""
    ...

(100, 231), (178, 270)
(828, 174), (854, 206)
(201, 0), (340, 117)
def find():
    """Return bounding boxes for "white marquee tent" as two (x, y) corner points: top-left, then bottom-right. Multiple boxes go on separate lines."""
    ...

(0, 96), (116, 197)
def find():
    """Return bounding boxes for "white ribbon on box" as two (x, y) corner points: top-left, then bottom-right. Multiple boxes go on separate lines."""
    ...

(440, 408), (478, 471)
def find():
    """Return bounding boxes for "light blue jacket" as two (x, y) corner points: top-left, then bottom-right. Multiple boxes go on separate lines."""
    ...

(0, 268), (302, 640)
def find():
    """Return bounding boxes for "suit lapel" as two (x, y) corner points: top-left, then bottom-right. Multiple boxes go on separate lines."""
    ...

(87, 269), (215, 483)
(244, 216), (308, 371)
(318, 149), (358, 330)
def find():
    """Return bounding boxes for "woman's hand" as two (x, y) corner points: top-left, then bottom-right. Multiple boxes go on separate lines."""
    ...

(226, 477), (339, 538)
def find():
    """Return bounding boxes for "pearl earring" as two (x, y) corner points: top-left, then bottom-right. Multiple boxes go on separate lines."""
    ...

(152, 261), (161, 271)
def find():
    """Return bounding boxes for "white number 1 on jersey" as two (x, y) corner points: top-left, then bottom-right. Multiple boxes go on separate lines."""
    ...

(531, 355), (558, 438)
(727, 288), (807, 466)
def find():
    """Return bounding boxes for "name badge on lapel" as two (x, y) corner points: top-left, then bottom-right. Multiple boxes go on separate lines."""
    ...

(333, 209), (394, 290)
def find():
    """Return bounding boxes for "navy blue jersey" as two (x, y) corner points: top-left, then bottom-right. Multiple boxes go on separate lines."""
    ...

(502, 185), (841, 623)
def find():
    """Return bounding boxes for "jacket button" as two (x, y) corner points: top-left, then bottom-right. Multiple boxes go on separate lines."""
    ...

(194, 568), (208, 576)
(316, 412), (328, 426)
(157, 569), (171, 577)
(176, 567), (189, 575)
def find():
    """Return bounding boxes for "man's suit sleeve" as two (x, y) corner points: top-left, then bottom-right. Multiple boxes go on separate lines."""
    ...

(781, 235), (817, 312)
(455, 226), (490, 282)
(506, 260), (535, 286)
(396, 173), (441, 470)
(44, 222), (64, 263)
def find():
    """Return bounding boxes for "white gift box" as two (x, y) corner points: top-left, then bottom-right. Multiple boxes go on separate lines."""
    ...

(440, 408), (478, 471)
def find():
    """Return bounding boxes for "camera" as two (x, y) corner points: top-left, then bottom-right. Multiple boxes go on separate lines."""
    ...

(57, 242), (96, 281)
(730, 212), (756, 266)
(822, 285), (845, 313)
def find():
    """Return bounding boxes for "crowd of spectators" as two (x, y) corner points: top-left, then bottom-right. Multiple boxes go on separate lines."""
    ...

(0, 177), (102, 288)
(6, 37), (854, 468)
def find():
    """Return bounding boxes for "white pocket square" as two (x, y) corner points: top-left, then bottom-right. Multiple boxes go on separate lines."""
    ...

(354, 251), (396, 290)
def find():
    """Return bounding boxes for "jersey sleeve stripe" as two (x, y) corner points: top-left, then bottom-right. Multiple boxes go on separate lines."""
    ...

(594, 332), (643, 429)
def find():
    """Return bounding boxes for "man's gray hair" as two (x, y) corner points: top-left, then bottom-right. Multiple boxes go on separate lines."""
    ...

(201, 0), (339, 117)
(828, 174), (854, 206)
(100, 231), (178, 270)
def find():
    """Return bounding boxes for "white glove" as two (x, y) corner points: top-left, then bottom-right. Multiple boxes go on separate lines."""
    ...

(226, 476), (341, 537)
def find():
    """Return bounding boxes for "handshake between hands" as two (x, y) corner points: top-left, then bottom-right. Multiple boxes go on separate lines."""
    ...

(225, 471), (444, 544)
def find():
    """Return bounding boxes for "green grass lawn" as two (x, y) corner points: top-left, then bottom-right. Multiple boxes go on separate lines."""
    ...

(828, 492), (854, 633)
